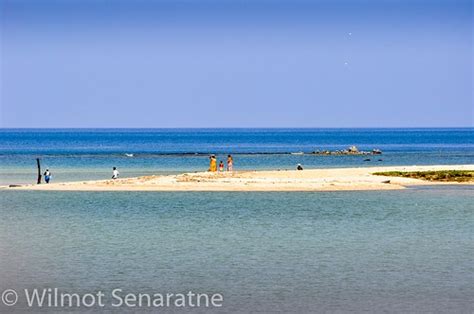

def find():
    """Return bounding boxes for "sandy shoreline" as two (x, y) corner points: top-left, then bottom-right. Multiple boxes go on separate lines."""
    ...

(4, 165), (473, 192)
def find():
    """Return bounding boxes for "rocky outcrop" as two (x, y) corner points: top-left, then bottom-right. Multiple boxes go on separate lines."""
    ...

(311, 146), (382, 156)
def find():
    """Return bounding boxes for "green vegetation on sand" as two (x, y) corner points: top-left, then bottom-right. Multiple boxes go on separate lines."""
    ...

(373, 170), (474, 182)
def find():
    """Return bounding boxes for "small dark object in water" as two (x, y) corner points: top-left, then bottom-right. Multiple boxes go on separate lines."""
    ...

(381, 180), (391, 184)
(378, 159), (383, 162)
(9, 184), (22, 187)
(364, 158), (371, 162)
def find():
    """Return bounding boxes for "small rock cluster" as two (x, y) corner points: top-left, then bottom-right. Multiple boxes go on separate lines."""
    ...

(311, 146), (382, 156)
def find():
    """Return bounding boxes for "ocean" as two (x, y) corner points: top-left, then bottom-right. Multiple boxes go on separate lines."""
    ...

(0, 128), (473, 312)
(1, 128), (473, 185)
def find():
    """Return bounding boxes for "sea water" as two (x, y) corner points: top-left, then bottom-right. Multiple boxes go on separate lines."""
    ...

(0, 186), (473, 312)
(1, 129), (473, 312)
(1, 128), (473, 184)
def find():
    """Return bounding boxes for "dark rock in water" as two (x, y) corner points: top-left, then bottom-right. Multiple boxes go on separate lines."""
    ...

(311, 146), (382, 156)
(9, 184), (22, 187)
(378, 159), (383, 162)
(364, 158), (371, 162)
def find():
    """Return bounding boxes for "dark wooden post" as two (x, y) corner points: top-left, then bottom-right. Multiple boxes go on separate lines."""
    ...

(36, 158), (42, 184)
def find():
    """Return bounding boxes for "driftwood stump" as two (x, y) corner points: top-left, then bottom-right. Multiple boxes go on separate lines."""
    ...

(36, 158), (42, 184)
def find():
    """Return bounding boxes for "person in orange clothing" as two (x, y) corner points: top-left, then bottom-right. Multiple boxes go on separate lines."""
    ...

(209, 155), (217, 172)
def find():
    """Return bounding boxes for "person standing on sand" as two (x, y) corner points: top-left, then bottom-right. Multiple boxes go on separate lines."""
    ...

(112, 167), (120, 179)
(219, 161), (224, 172)
(227, 155), (233, 171)
(209, 155), (217, 172)
(44, 169), (51, 183)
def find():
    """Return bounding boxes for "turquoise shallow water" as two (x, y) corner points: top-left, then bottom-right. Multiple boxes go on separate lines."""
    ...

(1, 187), (473, 312)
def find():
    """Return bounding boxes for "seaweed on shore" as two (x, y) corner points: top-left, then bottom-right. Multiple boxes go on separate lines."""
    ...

(373, 170), (474, 182)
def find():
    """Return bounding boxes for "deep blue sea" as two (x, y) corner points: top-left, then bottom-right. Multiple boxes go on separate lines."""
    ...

(1, 128), (473, 184)
(1, 129), (473, 313)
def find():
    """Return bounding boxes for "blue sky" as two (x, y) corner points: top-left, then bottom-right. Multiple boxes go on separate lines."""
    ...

(1, 0), (472, 127)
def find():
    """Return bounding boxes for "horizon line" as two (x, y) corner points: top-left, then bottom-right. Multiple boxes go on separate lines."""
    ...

(1, 127), (473, 130)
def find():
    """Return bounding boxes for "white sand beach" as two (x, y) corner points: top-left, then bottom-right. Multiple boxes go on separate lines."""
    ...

(5, 165), (473, 192)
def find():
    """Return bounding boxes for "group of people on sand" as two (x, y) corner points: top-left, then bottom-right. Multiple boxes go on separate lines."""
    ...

(209, 154), (233, 172)
(39, 155), (307, 184)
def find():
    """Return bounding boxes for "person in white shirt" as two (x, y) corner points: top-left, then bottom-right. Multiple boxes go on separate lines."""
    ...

(112, 167), (119, 179)
(44, 169), (52, 183)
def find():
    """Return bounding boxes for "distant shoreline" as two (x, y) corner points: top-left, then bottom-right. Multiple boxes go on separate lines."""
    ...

(5, 165), (473, 192)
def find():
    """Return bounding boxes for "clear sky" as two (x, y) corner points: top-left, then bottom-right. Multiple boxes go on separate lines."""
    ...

(1, 0), (472, 128)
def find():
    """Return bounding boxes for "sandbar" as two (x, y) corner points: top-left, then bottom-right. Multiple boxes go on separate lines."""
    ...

(4, 165), (473, 192)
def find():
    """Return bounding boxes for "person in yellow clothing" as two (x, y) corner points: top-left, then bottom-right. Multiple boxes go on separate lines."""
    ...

(209, 155), (217, 172)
